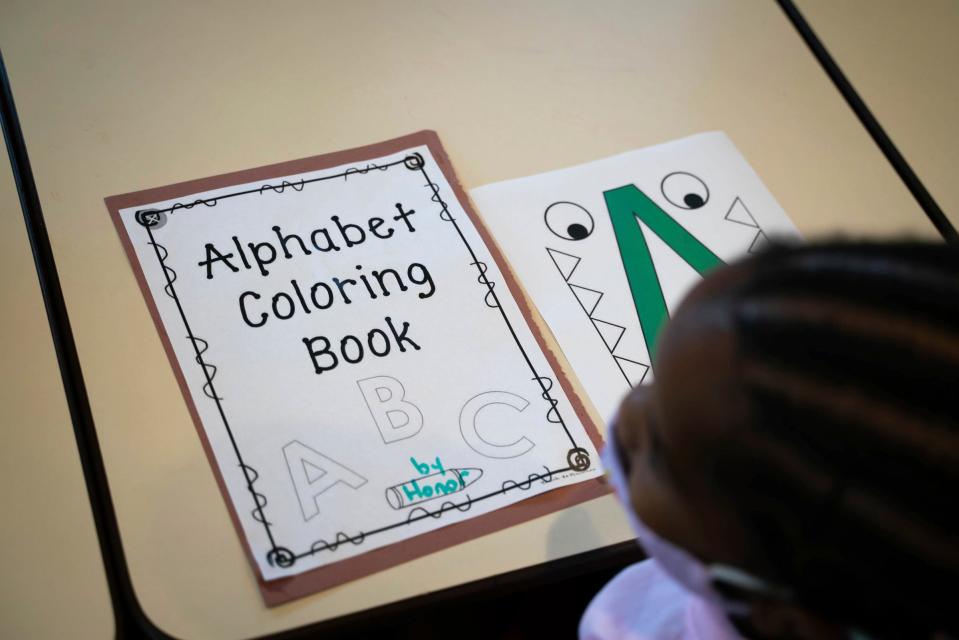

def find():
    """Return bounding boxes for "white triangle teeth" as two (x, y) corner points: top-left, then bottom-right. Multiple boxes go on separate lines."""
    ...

(546, 247), (581, 281)
(569, 283), (603, 317)
(591, 318), (626, 353)
(724, 196), (759, 228)
(613, 356), (650, 386)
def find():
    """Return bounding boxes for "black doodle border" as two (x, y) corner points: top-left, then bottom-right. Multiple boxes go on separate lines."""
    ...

(136, 151), (593, 571)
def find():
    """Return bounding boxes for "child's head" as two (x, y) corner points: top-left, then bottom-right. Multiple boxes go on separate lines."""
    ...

(614, 241), (959, 639)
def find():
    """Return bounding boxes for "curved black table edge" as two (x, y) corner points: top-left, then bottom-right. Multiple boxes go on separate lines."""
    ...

(1, 2), (955, 636)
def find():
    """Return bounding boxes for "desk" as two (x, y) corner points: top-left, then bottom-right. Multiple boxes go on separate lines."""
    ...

(0, 153), (114, 635)
(795, 0), (959, 227)
(0, 1), (940, 638)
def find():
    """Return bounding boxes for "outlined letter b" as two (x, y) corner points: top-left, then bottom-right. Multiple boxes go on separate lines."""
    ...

(357, 375), (424, 443)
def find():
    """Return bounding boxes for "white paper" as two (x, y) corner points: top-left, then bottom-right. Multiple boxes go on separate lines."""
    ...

(117, 144), (602, 580)
(471, 132), (802, 420)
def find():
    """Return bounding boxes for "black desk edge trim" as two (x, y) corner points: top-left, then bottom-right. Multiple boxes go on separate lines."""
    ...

(777, 0), (958, 243)
(1, 5), (954, 635)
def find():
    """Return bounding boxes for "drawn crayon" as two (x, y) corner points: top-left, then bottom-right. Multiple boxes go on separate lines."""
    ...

(385, 467), (483, 509)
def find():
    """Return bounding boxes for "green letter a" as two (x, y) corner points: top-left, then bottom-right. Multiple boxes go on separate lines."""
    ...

(603, 185), (724, 361)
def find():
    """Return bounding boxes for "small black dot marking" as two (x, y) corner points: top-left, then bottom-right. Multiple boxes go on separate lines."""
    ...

(683, 193), (705, 209)
(567, 223), (589, 240)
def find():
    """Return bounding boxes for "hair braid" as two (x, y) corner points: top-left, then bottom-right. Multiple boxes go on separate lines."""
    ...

(708, 242), (959, 638)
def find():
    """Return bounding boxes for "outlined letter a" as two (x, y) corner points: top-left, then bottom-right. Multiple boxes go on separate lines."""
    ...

(282, 440), (367, 521)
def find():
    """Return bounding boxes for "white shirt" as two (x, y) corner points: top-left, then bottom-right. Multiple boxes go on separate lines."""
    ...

(580, 560), (744, 640)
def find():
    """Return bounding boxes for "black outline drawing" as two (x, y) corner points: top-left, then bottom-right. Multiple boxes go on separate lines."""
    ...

(723, 196), (770, 254)
(567, 448), (591, 472)
(405, 493), (475, 523)
(135, 151), (592, 570)
(282, 439), (369, 522)
(544, 201), (595, 241)
(660, 171), (710, 210)
(259, 179), (305, 194)
(458, 391), (535, 459)
(749, 232), (771, 254)
(545, 246), (651, 388)
(188, 336), (223, 400)
(356, 375), (424, 445)
(469, 259), (499, 308)
(541, 189), (769, 393)
(613, 356), (650, 387)
(140, 218), (282, 557)
(591, 318), (626, 353)
(568, 283), (603, 316)
(546, 247), (581, 281)
(500, 465), (555, 492)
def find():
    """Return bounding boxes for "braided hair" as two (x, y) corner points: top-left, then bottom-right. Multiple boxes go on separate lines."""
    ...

(702, 242), (959, 638)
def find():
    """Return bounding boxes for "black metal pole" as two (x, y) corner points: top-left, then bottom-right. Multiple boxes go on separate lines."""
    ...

(0, 48), (165, 639)
(778, 0), (958, 244)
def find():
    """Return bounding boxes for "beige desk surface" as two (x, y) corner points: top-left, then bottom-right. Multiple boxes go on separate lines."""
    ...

(0, 1), (941, 638)
(0, 154), (114, 633)
(796, 0), (959, 227)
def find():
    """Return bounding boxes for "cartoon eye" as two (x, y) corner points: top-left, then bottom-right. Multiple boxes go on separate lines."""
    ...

(661, 172), (709, 210)
(545, 201), (594, 241)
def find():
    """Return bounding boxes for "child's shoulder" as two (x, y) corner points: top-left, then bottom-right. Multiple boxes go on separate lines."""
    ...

(579, 560), (689, 640)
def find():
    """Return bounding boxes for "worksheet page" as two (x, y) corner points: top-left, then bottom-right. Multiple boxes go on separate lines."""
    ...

(107, 132), (604, 603)
(472, 132), (802, 420)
